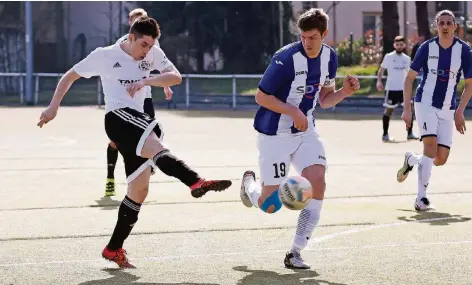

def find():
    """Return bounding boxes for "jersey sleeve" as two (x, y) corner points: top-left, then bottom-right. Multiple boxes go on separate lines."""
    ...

(73, 48), (104, 78)
(410, 43), (428, 72)
(380, 54), (389, 69)
(258, 55), (293, 95)
(151, 46), (174, 72)
(323, 49), (338, 87)
(461, 44), (472, 79)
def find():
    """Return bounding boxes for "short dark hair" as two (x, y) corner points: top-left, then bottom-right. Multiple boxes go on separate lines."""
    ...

(297, 8), (329, 34)
(394, 36), (405, 43)
(435, 9), (455, 23)
(129, 16), (160, 39)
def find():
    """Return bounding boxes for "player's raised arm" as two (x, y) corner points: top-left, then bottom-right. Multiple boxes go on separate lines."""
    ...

(145, 47), (182, 87)
(37, 48), (103, 128)
(318, 49), (359, 109)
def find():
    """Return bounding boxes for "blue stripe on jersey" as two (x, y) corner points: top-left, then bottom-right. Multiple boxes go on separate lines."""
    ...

(413, 43), (429, 103)
(254, 83), (293, 135)
(292, 49), (322, 134)
(432, 45), (452, 109)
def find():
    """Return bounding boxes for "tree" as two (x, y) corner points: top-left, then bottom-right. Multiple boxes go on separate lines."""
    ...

(139, 1), (293, 73)
(415, 1), (431, 39)
(381, 1), (400, 57)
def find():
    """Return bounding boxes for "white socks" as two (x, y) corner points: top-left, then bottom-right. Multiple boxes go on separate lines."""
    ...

(407, 153), (423, 166)
(245, 180), (262, 208)
(291, 199), (323, 254)
(417, 155), (434, 200)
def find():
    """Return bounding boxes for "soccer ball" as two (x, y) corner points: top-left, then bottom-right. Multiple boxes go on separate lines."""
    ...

(278, 176), (312, 210)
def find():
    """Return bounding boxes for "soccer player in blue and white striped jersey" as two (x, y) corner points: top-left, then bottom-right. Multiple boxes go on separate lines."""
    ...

(239, 8), (360, 269)
(397, 10), (472, 211)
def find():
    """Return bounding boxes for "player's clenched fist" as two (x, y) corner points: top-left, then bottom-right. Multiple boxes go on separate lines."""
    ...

(343, 74), (360, 95)
(37, 105), (58, 128)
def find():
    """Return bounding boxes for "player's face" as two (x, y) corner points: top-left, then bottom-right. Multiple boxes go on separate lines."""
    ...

(300, 29), (327, 57)
(129, 35), (155, 60)
(436, 15), (456, 40)
(393, 41), (406, 53)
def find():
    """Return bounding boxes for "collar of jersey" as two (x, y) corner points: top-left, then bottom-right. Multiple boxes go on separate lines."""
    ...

(434, 36), (458, 50)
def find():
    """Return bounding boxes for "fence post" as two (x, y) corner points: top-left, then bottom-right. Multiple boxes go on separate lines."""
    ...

(97, 77), (102, 106)
(34, 75), (39, 105)
(19, 76), (24, 105)
(232, 76), (236, 109)
(185, 75), (190, 109)
(349, 32), (354, 65)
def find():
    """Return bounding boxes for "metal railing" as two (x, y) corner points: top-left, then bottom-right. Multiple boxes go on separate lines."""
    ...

(0, 72), (385, 107)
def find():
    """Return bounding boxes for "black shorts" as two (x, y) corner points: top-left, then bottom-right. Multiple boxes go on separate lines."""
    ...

(383, 90), (404, 108)
(105, 107), (164, 183)
(143, 98), (155, 119)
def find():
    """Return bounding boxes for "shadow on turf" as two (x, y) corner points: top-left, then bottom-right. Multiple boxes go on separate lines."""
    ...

(233, 265), (347, 285)
(397, 209), (471, 226)
(93, 196), (121, 210)
(79, 268), (219, 285)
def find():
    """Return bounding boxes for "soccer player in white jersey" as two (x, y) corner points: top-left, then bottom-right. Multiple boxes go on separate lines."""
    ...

(377, 36), (419, 142)
(397, 10), (472, 211)
(239, 8), (360, 269)
(105, 8), (173, 196)
(37, 16), (232, 268)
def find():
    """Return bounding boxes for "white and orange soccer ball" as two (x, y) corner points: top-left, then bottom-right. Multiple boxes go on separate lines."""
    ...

(278, 176), (313, 210)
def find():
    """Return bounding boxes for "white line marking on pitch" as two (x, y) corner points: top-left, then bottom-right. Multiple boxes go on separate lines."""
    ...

(0, 217), (465, 267)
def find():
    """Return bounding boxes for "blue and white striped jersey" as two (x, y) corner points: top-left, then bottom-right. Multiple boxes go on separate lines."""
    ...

(411, 36), (472, 110)
(254, 42), (338, 135)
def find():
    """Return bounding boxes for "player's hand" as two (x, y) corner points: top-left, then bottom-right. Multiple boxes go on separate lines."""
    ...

(401, 107), (413, 129)
(126, 81), (145, 98)
(343, 75), (360, 96)
(376, 81), (383, 92)
(164, 86), (173, 101)
(455, 110), (466, 134)
(37, 105), (58, 128)
(291, 108), (308, 132)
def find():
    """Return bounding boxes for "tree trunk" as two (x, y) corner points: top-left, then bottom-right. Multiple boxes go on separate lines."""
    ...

(416, 1), (431, 39)
(382, 1), (400, 58)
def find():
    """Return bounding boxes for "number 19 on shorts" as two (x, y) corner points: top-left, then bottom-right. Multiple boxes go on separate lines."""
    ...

(273, 162), (286, 178)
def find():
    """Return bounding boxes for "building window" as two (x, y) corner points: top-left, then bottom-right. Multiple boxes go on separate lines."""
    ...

(363, 12), (381, 45)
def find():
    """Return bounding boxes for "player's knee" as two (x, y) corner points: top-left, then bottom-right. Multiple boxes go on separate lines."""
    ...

(260, 190), (282, 214)
(109, 141), (117, 150)
(384, 108), (394, 116)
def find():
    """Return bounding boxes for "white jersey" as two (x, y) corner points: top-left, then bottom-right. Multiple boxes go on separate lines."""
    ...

(73, 43), (174, 113)
(380, 51), (410, 91)
(116, 34), (160, 98)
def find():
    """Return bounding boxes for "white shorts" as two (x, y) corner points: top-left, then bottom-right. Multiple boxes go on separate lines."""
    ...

(414, 102), (454, 148)
(257, 131), (327, 186)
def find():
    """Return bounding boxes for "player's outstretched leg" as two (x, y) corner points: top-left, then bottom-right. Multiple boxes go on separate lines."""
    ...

(106, 142), (119, 196)
(142, 133), (231, 198)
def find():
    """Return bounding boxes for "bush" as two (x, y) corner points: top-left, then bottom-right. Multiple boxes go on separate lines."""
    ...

(336, 37), (362, 67)
(336, 64), (380, 96)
